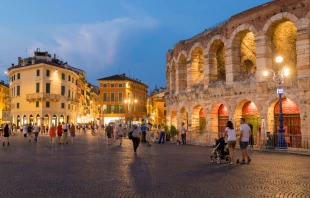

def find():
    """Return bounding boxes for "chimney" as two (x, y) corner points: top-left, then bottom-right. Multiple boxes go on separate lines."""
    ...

(11, 63), (14, 67)
(54, 54), (56, 59)
(18, 57), (22, 66)
(31, 58), (35, 65)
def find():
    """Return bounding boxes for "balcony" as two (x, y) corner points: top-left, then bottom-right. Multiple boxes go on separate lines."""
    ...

(68, 97), (79, 104)
(26, 93), (60, 102)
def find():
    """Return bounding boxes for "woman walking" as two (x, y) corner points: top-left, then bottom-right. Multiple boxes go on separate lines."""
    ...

(224, 121), (237, 165)
(131, 124), (141, 153)
(3, 124), (10, 146)
(146, 123), (153, 146)
(117, 124), (124, 145)
(49, 125), (56, 146)
(57, 122), (63, 144)
(70, 123), (76, 144)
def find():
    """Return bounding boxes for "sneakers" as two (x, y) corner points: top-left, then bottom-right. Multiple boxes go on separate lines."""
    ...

(240, 160), (246, 164)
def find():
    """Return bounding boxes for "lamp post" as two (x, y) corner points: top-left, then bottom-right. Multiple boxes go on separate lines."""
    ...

(263, 56), (289, 149)
(124, 98), (137, 128)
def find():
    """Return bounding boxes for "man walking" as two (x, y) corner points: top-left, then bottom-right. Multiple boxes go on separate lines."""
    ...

(140, 122), (147, 143)
(181, 122), (187, 145)
(158, 124), (166, 144)
(105, 123), (113, 145)
(62, 122), (68, 144)
(237, 118), (252, 164)
(27, 123), (33, 142)
(33, 123), (39, 143)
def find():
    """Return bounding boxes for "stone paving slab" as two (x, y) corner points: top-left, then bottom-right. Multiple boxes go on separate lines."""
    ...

(0, 133), (309, 198)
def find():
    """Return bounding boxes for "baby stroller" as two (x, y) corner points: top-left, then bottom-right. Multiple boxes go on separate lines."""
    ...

(210, 137), (231, 164)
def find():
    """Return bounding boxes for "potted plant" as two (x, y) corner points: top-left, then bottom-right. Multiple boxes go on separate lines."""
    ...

(164, 125), (171, 141)
(170, 125), (177, 141)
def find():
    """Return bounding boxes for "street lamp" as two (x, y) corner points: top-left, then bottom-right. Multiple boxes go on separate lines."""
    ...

(124, 99), (137, 128)
(263, 56), (289, 149)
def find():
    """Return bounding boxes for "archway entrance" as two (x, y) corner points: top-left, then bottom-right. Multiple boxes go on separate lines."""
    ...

(171, 109), (177, 128)
(199, 108), (206, 132)
(180, 107), (188, 129)
(60, 115), (64, 123)
(218, 104), (228, 137)
(23, 115), (27, 125)
(29, 115), (34, 125)
(242, 101), (261, 144)
(36, 114), (40, 125)
(274, 98), (301, 147)
(44, 114), (49, 126)
(17, 115), (21, 127)
(52, 115), (57, 126)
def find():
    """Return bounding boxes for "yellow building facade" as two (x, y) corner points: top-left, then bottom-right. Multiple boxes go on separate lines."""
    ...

(97, 74), (148, 126)
(0, 81), (10, 123)
(147, 89), (166, 126)
(7, 51), (84, 127)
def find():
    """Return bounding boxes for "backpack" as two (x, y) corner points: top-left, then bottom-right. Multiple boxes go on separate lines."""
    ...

(27, 125), (32, 132)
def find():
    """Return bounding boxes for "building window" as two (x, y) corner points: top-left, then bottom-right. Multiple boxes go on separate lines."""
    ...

(119, 84), (123, 88)
(118, 92), (123, 102)
(46, 101), (50, 108)
(36, 83), (40, 93)
(111, 84), (115, 88)
(72, 77), (74, 83)
(17, 103), (20, 109)
(103, 84), (107, 87)
(13, 75), (15, 81)
(61, 86), (65, 96)
(17, 73), (20, 79)
(61, 103), (65, 109)
(68, 89), (71, 98)
(17, 85), (20, 96)
(36, 69), (40, 76)
(36, 101), (39, 107)
(111, 93), (115, 101)
(68, 104), (70, 110)
(46, 70), (50, 77)
(103, 93), (107, 102)
(164, 110), (167, 116)
(133, 85), (136, 90)
(62, 73), (65, 80)
(46, 83), (50, 93)
(68, 75), (71, 81)
(133, 105), (136, 112)
(119, 105), (124, 113)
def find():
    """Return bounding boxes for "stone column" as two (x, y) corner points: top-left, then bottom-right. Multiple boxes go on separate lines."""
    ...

(296, 19), (310, 78)
(204, 55), (210, 88)
(225, 41), (235, 86)
(186, 59), (193, 91)
(255, 33), (272, 82)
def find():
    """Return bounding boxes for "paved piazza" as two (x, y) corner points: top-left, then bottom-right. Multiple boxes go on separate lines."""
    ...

(0, 133), (309, 198)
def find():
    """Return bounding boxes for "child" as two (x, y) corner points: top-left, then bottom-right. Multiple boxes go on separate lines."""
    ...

(49, 125), (56, 146)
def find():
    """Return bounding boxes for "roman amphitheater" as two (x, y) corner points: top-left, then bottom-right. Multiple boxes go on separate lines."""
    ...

(165, 0), (310, 147)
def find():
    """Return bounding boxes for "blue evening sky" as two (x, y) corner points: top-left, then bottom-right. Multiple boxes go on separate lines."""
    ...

(0, 0), (270, 90)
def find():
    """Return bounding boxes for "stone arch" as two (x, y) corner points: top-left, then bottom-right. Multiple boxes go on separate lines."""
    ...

(189, 46), (204, 86)
(208, 38), (226, 81)
(188, 42), (204, 57)
(177, 50), (188, 61)
(166, 66), (171, 94)
(179, 107), (188, 129)
(229, 24), (257, 81)
(191, 105), (205, 130)
(36, 114), (40, 125)
(208, 98), (231, 133)
(177, 53), (187, 92)
(171, 108), (177, 127)
(44, 114), (50, 127)
(171, 61), (176, 94)
(262, 12), (298, 76)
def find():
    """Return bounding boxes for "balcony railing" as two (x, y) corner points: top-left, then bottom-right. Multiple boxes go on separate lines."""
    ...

(68, 97), (79, 104)
(26, 93), (60, 101)
(102, 98), (124, 102)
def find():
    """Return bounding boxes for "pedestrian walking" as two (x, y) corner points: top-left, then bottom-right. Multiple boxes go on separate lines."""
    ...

(3, 124), (10, 146)
(105, 123), (113, 145)
(158, 124), (166, 144)
(224, 121), (236, 165)
(22, 124), (28, 138)
(62, 122), (68, 144)
(49, 125), (56, 146)
(33, 123), (40, 143)
(57, 122), (63, 144)
(140, 122), (147, 143)
(146, 123), (153, 146)
(181, 122), (187, 145)
(117, 124), (124, 145)
(46, 124), (49, 134)
(27, 124), (33, 142)
(131, 124), (141, 153)
(237, 118), (252, 164)
(248, 123), (254, 151)
(12, 125), (17, 136)
(41, 124), (45, 135)
(70, 123), (76, 144)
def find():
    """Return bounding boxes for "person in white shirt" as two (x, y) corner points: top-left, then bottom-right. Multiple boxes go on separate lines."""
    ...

(180, 122), (187, 145)
(33, 123), (39, 142)
(22, 125), (28, 137)
(224, 121), (236, 165)
(238, 118), (252, 164)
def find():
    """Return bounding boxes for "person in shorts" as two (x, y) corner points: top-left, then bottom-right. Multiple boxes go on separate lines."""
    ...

(117, 124), (124, 145)
(33, 123), (40, 143)
(224, 121), (236, 165)
(105, 123), (113, 145)
(62, 122), (68, 144)
(238, 118), (252, 164)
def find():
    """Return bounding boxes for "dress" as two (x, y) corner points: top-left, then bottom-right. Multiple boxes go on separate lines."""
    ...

(3, 126), (9, 137)
(49, 127), (56, 137)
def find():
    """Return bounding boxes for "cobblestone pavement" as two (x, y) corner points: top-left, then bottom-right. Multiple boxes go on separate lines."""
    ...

(0, 133), (309, 198)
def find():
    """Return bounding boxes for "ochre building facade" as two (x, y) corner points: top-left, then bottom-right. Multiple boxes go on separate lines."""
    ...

(165, 0), (310, 145)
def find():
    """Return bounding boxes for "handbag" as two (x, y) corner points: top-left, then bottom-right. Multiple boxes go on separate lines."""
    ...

(128, 131), (133, 139)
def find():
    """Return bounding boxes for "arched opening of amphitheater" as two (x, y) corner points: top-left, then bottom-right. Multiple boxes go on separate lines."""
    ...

(191, 106), (206, 132)
(209, 40), (226, 81)
(210, 104), (229, 137)
(268, 98), (301, 148)
(171, 109), (177, 127)
(180, 107), (188, 129)
(190, 47), (204, 84)
(178, 54), (187, 92)
(171, 61), (176, 93)
(234, 100), (260, 145)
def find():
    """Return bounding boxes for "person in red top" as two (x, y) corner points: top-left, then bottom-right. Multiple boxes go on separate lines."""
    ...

(57, 122), (63, 145)
(49, 124), (56, 146)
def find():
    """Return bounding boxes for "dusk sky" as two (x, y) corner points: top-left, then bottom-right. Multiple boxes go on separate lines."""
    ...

(0, 0), (270, 90)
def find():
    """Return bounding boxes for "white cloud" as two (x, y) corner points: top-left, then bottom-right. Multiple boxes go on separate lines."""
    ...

(28, 16), (159, 73)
